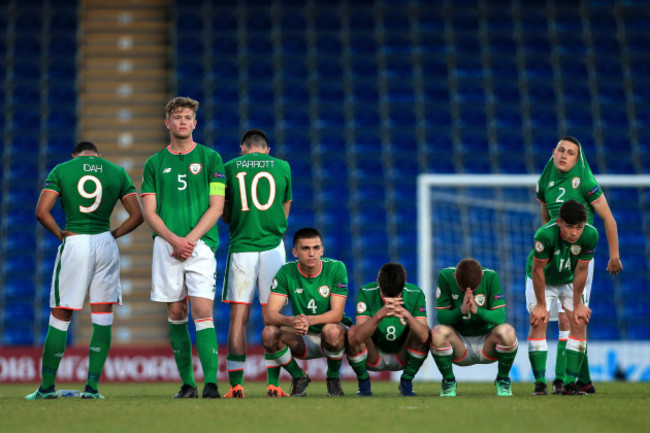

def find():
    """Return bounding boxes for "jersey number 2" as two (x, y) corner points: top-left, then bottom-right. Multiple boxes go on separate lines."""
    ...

(235, 171), (276, 211)
(78, 175), (103, 213)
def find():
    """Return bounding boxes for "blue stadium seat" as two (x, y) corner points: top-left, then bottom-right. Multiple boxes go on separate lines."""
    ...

(176, 59), (203, 81)
(352, 80), (379, 102)
(350, 35), (376, 55)
(248, 82), (274, 103)
(12, 59), (41, 82)
(383, 9), (410, 32)
(283, 82), (309, 103)
(208, 103), (238, 128)
(388, 128), (418, 155)
(48, 35), (77, 57)
(11, 84), (40, 105)
(2, 326), (35, 346)
(247, 10), (272, 32)
(589, 323), (620, 340)
(349, 10), (375, 31)
(318, 107), (345, 129)
(211, 9), (237, 32)
(283, 106), (310, 129)
(213, 34), (238, 56)
(281, 10), (306, 32)
(283, 58), (308, 79)
(314, 10), (340, 32)
(47, 108), (76, 130)
(427, 151), (456, 173)
(316, 34), (342, 55)
(248, 107), (275, 130)
(3, 302), (36, 326)
(317, 81), (344, 103)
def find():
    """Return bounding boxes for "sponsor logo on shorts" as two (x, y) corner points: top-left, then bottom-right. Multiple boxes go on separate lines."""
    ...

(474, 294), (486, 306)
(189, 163), (202, 175)
(570, 245), (582, 255)
(319, 285), (330, 297)
(356, 302), (367, 313)
(572, 177), (581, 189)
(535, 241), (544, 253)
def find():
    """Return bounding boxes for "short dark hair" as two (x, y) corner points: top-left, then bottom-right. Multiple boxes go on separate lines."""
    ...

(377, 263), (407, 298)
(293, 227), (322, 247)
(559, 199), (588, 225)
(455, 258), (483, 291)
(559, 136), (581, 148)
(241, 129), (269, 148)
(73, 141), (99, 155)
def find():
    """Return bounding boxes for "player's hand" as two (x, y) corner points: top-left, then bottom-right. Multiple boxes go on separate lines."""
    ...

(607, 258), (623, 275)
(529, 305), (549, 328)
(573, 304), (591, 325)
(460, 289), (472, 315)
(293, 314), (309, 335)
(467, 289), (478, 314)
(170, 236), (196, 261)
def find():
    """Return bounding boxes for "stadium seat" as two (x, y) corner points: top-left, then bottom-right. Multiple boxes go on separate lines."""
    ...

(211, 9), (237, 32)
(1, 326), (35, 346)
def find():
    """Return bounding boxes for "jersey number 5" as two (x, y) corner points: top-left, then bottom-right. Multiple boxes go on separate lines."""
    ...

(78, 175), (103, 213)
(235, 171), (276, 211)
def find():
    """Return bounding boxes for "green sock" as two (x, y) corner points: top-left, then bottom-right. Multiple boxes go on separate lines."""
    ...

(86, 323), (112, 392)
(169, 322), (196, 388)
(326, 357), (342, 379)
(264, 353), (282, 386)
(268, 346), (303, 379)
(432, 353), (455, 380)
(555, 340), (567, 382)
(529, 350), (547, 382)
(226, 353), (246, 387)
(41, 325), (68, 390)
(349, 359), (369, 381)
(577, 350), (592, 383)
(402, 352), (427, 381)
(496, 348), (518, 379)
(196, 328), (219, 385)
(565, 349), (585, 384)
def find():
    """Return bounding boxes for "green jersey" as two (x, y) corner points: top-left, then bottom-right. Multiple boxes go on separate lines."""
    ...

(536, 155), (603, 224)
(271, 258), (352, 333)
(141, 143), (225, 251)
(355, 282), (427, 353)
(525, 222), (599, 286)
(224, 152), (292, 252)
(42, 155), (137, 234)
(435, 267), (506, 337)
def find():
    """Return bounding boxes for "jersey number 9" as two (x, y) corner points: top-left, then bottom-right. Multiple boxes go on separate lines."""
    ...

(78, 175), (103, 213)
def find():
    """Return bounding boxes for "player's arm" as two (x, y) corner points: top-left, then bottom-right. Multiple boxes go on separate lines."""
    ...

(392, 306), (429, 343)
(262, 293), (295, 327)
(592, 195), (622, 275)
(305, 295), (346, 327)
(473, 303), (506, 325)
(530, 258), (550, 327)
(142, 194), (195, 259)
(35, 190), (64, 241)
(186, 193), (224, 242)
(111, 194), (144, 239)
(572, 260), (591, 325)
(540, 203), (551, 225)
(354, 305), (392, 343)
(283, 201), (291, 219)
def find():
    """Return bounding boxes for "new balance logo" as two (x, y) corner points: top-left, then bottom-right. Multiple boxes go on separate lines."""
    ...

(163, 168), (172, 173)
(295, 288), (304, 294)
(89, 346), (101, 353)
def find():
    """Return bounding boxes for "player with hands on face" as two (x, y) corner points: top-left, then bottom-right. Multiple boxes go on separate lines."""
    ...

(347, 263), (429, 397)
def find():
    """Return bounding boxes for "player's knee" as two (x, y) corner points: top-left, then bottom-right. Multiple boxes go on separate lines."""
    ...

(167, 304), (188, 321)
(494, 324), (517, 345)
(322, 324), (346, 346)
(431, 325), (452, 345)
(261, 325), (282, 346)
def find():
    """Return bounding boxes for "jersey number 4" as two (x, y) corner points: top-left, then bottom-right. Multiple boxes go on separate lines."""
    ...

(78, 175), (103, 213)
(235, 171), (276, 211)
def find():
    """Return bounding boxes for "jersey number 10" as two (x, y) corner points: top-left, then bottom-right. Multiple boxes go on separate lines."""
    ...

(236, 171), (276, 211)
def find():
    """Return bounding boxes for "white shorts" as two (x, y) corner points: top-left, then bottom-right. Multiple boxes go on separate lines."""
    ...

(367, 349), (405, 372)
(552, 260), (594, 319)
(150, 237), (217, 302)
(222, 241), (286, 305)
(296, 326), (349, 360)
(453, 334), (495, 367)
(50, 231), (122, 310)
(525, 277), (577, 315)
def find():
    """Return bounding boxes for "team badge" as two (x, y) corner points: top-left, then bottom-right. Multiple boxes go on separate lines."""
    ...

(452, 294), (459, 300)
(319, 285), (330, 297)
(570, 245), (582, 255)
(535, 241), (544, 253)
(474, 294), (486, 306)
(189, 163), (202, 175)
(357, 302), (367, 314)
(572, 177), (581, 189)
(436, 287), (441, 299)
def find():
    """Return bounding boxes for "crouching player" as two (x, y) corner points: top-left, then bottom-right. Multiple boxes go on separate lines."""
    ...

(347, 263), (429, 396)
(430, 258), (518, 397)
(261, 227), (351, 397)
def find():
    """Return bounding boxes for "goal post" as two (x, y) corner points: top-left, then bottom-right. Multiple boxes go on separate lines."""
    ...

(417, 174), (650, 338)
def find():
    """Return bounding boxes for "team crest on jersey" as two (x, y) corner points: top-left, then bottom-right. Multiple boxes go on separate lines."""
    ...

(570, 245), (582, 255)
(535, 241), (544, 253)
(319, 285), (330, 297)
(572, 177), (581, 189)
(474, 294), (486, 306)
(189, 163), (202, 175)
(436, 287), (441, 299)
(452, 294), (459, 300)
(356, 302), (367, 314)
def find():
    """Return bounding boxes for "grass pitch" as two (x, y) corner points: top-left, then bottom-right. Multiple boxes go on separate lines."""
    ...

(3, 381), (649, 433)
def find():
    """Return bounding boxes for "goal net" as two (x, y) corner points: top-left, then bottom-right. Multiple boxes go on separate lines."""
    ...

(417, 174), (650, 340)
